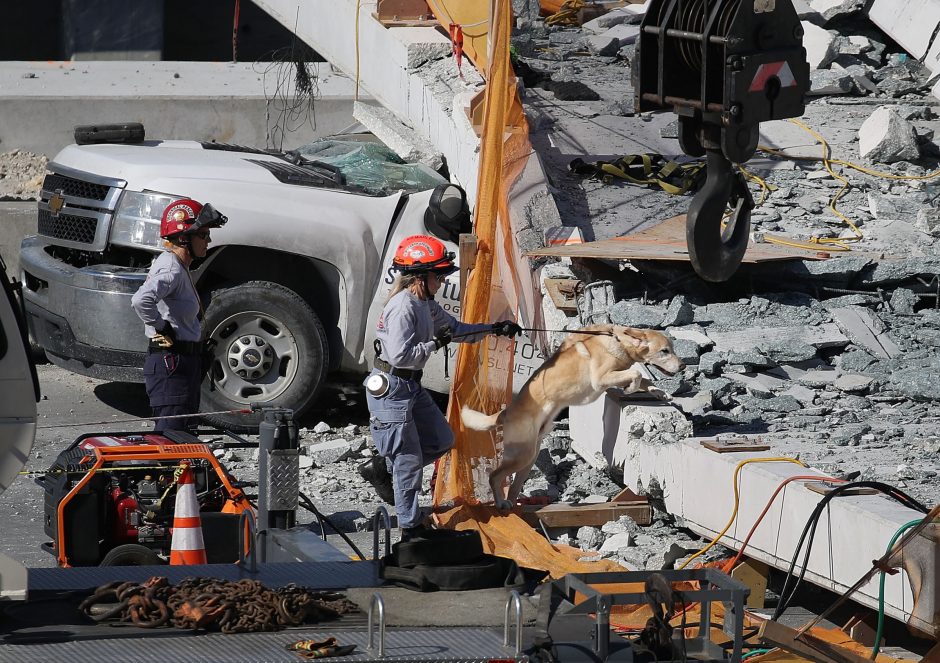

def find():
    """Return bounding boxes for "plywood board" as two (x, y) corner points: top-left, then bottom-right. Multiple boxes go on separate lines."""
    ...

(700, 438), (771, 453)
(535, 501), (652, 528)
(525, 215), (829, 263)
(757, 619), (878, 663)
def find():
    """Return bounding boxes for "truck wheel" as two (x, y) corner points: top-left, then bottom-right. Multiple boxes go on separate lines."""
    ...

(200, 281), (329, 432)
(100, 544), (164, 566)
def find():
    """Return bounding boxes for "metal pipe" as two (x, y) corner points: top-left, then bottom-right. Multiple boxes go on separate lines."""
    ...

(503, 590), (523, 654)
(642, 25), (728, 44)
(372, 506), (392, 560)
(367, 593), (386, 657)
(641, 92), (724, 113)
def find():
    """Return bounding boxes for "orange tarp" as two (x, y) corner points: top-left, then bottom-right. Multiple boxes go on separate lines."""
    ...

(430, 0), (620, 578)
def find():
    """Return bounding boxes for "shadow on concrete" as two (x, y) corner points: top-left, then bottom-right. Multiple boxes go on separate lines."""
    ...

(93, 381), (151, 417)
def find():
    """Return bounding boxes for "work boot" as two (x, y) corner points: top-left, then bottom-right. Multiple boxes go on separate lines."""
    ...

(357, 456), (395, 505)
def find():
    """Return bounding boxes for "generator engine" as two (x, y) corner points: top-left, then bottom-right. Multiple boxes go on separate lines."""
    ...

(38, 433), (241, 566)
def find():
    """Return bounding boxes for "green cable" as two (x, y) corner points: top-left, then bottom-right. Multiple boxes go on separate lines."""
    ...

(872, 519), (923, 659)
(742, 648), (774, 659)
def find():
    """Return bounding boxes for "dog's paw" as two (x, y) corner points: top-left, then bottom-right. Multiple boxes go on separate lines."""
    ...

(494, 499), (513, 513)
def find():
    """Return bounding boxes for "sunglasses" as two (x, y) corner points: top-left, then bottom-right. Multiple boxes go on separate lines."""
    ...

(192, 231), (211, 240)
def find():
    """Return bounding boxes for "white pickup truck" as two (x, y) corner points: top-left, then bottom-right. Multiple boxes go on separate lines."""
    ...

(20, 127), (542, 428)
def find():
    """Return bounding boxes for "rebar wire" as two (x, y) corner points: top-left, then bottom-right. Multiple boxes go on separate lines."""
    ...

(253, 9), (320, 151)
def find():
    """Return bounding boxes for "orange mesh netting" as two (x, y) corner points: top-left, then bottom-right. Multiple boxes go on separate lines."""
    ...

(429, 0), (620, 578)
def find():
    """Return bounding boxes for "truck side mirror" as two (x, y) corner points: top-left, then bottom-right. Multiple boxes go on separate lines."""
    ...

(424, 184), (471, 243)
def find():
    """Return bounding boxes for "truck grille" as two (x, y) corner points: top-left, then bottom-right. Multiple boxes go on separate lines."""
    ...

(37, 209), (98, 244)
(41, 172), (110, 201)
(37, 165), (126, 251)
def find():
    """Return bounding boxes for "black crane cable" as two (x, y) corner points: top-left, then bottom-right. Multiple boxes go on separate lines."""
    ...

(297, 491), (367, 562)
(770, 481), (929, 621)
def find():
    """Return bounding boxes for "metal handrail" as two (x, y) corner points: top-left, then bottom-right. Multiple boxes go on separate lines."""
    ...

(367, 592), (386, 657)
(503, 590), (523, 655)
(372, 506), (392, 560)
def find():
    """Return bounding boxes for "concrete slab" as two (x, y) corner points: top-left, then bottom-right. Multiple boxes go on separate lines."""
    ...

(706, 324), (848, 353)
(568, 392), (925, 627)
(0, 61), (361, 156)
(868, 0), (940, 64)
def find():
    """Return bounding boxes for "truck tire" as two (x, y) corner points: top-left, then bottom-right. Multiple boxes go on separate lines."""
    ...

(100, 544), (164, 566)
(200, 281), (329, 432)
(74, 122), (145, 145)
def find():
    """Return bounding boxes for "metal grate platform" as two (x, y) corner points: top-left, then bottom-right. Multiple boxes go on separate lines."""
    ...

(28, 560), (381, 592)
(2, 627), (526, 662)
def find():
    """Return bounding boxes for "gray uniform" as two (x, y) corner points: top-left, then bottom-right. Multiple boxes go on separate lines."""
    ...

(367, 289), (490, 528)
(131, 250), (204, 432)
(131, 250), (202, 341)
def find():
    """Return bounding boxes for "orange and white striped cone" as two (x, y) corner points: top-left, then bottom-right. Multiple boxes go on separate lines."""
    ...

(169, 462), (207, 565)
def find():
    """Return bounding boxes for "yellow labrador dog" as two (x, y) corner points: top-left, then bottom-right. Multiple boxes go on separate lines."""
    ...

(461, 325), (684, 512)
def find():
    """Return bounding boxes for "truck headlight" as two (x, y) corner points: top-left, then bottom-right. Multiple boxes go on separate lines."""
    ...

(110, 191), (180, 249)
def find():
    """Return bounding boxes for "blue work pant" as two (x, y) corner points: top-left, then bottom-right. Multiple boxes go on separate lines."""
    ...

(364, 371), (454, 528)
(143, 350), (202, 432)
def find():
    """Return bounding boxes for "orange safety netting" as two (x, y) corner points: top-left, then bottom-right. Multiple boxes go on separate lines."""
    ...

(430, 0), (620, 578)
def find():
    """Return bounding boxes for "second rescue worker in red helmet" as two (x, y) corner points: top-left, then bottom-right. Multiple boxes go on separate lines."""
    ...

(131, 199), (227, 432)
(360, 234), (522, 541)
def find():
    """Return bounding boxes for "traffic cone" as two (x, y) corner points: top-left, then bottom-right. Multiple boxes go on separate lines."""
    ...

(170, 462), (207, 565)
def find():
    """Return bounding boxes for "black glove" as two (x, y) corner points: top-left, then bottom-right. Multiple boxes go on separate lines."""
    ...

(491, 320), (523, 338)
(152, 322), (177, 348)
(433, 325), (453, 349)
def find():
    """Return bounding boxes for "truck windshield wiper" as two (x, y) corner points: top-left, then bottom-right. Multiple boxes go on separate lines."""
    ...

(281, 151), (346, 186)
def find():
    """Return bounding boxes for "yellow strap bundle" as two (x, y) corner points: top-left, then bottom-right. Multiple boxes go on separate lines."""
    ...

(546, 0), (585, 25)
(569, 153), (707, 195)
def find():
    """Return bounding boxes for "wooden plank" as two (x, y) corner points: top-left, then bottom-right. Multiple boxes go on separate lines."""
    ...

(458, 233), (478, 307)
(706, 324), (849, 353)
(731, 558), (769, 609)
(757, 619), (878, 663)
(375, 0), (433, 21)
(805, 481), (880, 497)
(544, 278), (581, 313)
(535, 501), (651, 528)
(700, 438), (771, 453)
(610, 486), (646, 503)
(525, 215), (829, 263)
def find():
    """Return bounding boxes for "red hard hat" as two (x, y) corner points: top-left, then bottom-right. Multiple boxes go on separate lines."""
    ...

(392, 235), (457, 275)
(160, 199), (204, 239)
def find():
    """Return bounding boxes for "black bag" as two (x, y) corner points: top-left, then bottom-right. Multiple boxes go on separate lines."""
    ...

(380, 529), (548, 593)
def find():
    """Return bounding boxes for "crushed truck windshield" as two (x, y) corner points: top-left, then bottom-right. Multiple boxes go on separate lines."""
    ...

(290, 139), (446, 195)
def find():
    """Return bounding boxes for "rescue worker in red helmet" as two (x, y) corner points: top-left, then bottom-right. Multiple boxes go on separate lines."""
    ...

(131, 199), (227, 432)
(359, 234), (522, 541)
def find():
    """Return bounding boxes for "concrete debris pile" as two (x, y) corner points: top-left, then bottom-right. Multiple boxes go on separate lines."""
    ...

(0, 150), (47, 201)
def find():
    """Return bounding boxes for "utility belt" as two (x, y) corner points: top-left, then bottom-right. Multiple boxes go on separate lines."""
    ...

(374, 356), (423, 382)
(148, 339), (203, 356)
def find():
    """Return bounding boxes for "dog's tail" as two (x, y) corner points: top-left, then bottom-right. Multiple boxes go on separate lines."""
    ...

(460, 406), (501, 431)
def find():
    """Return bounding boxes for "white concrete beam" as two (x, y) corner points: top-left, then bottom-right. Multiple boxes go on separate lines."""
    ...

(869, 0), (940, 68)
(570, 392), (929, 630)
(252, 0), (483, 204)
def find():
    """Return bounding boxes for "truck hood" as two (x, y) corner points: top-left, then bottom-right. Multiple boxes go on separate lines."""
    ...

(53, 141), (348, 193)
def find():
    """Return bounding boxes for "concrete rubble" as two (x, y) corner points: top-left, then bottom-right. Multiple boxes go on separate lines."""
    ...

(491, 0), (940, 571)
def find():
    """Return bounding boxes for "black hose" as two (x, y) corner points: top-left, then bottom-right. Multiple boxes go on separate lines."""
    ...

(771, 481), (928, 621)
(297, 491), (367, 561)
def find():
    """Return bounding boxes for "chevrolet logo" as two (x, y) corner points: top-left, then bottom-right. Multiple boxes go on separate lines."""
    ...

(48, 191), (65, 216)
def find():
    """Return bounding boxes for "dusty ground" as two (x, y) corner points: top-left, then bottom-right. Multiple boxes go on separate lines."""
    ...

(0, 150), (46, 201)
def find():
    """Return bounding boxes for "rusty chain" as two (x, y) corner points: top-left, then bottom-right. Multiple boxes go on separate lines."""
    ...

(79, 576), (358, 632)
